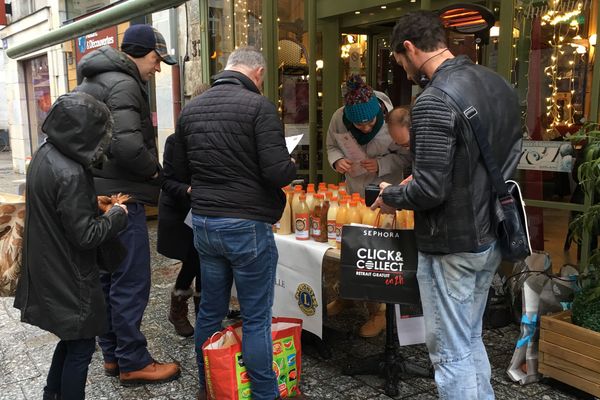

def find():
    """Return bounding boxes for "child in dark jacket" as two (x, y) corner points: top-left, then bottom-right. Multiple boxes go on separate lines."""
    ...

(14, 92), (128, 400)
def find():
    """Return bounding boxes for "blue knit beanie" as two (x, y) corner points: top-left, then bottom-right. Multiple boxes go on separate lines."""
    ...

(343, 75), (380, 124)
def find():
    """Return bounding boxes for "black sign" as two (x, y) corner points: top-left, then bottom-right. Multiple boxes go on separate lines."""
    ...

(339, 225), (420, 305)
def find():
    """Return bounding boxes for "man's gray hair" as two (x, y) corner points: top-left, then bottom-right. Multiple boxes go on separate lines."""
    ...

(225, 46), (266, 70)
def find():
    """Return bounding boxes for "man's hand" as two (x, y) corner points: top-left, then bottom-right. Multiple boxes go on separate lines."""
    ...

(334, 158), (353, 174)
(360, 158), (379, 173)
(370, 181), (395, 214)
(187, 186), (192, 195)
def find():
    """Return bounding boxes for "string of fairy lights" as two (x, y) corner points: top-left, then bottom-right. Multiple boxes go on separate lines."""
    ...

(541, 0), (585, 134)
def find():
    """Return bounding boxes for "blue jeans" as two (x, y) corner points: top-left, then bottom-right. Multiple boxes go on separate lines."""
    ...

(44, 338), (96, 400)
(192, 215), (279, 400)
(97, 203), (153, 372)
(417, 241), (502, 400)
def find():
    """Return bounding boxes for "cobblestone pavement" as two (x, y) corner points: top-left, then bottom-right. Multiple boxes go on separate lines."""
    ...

(0, 151), (596, 399)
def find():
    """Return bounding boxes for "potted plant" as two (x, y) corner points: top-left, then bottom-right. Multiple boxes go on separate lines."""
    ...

(538, 122), (600, 397)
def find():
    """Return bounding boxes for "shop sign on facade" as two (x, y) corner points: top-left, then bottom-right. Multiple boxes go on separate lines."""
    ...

(75, 26), (118, 63)
(518, 140), (574, 173)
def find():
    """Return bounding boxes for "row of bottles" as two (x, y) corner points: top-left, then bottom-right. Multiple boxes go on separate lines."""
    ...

(274, 183), (414, 248)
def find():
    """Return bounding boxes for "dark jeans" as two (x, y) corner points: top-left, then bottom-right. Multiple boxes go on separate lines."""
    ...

(97, 203), (153, 372)
(44, 338), (96, 400)
(174, 245), (201, 292)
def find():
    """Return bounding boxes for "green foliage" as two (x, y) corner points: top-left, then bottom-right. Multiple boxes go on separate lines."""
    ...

(567, 122), (600, 331)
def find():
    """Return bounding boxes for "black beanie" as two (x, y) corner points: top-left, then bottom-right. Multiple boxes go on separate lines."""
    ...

(121, 43), (153, 58)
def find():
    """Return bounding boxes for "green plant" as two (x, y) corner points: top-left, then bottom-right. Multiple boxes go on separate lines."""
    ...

(568, 121), (600, 332)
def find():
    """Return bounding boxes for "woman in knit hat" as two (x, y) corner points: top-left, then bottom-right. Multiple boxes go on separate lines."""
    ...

(326, 74), (410, 197)
(325, 75), (411, 337)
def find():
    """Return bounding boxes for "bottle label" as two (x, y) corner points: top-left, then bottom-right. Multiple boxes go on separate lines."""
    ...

(295, 214), (309, 240)
(327, 220), (336, 240)
(312, 219), (321, 237)
(335, 223), (343, 243)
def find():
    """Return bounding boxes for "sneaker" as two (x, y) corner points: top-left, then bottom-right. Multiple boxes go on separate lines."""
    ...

(119, 361), (181, 386)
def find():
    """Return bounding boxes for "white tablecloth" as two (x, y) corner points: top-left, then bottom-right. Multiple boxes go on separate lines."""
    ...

(272, 234), (332, 338)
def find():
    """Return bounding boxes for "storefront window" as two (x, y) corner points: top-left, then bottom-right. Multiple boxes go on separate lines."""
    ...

(208, 0), (262, 76)
(277, 0), (310, 176)
(24, 55), (50, 151)
(513, 0), (597, 263)
(341, 33), (368, 82)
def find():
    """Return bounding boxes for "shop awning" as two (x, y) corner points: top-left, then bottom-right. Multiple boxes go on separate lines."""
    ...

(6, 0), (187, 59)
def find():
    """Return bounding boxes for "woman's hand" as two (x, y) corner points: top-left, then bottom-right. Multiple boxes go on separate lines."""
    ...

(360, 158), (379, 173)
(334, 158), (353, 174)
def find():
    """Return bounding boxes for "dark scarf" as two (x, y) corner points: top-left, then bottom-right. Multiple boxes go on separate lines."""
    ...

(343, 107), (385, 146)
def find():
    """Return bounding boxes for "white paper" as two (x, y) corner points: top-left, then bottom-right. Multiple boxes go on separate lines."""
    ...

(333, 131), (368, 177)
(285, 124), (309, 146)
(184, 209), (192, 228)
(285, 134), (304, 154)
(395, 305), (426, 346)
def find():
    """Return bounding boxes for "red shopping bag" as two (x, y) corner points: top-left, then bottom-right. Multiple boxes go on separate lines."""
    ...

(202, 317), (303, 400)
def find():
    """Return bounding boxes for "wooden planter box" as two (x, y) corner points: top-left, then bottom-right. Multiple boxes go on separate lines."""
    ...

(539, 310), (600, 397)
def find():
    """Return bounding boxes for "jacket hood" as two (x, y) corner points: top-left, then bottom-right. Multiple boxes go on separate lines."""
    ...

(77, 45), (142, 84)
(42, 92), (112, 168)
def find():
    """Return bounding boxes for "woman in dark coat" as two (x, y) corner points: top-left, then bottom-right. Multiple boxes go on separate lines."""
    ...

(14, 92), (128, 400)
(157, 132), (201, 337)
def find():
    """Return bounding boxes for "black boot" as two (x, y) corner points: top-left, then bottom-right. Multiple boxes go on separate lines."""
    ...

(168, 287), (194, 337)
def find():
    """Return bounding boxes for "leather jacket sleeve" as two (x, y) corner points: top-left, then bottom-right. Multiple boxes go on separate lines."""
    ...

(382, 95), (455, 210)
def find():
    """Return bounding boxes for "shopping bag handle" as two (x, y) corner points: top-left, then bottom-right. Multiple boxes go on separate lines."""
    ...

(206, 323), (243, 347)
(374, 209), (397, 229)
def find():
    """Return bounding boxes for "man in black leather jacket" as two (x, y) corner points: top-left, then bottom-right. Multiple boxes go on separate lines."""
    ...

(374, 11), (522, 399)
(75, 24), (180, 385)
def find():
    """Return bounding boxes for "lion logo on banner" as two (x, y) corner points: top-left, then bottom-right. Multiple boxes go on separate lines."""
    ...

(294, 283), (318, 316)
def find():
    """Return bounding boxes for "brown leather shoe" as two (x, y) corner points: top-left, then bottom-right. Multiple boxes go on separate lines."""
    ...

(103, 361), (119, 377)
(119, 361), (181, 386)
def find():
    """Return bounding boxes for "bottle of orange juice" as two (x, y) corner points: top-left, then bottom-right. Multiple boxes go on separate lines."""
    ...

(335, 198), (349, 249)
(347, 200), (362, 224)
(306, 184), (316, 211)
(294, 194), (310, 240)
(327, 196), (339, 246)
(291, 186), (303, 232)
(362, 205), (378, 227)
(277, 189), (292, 235)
